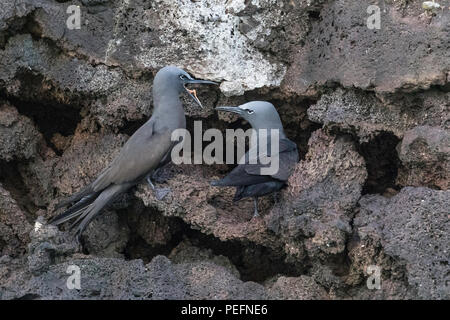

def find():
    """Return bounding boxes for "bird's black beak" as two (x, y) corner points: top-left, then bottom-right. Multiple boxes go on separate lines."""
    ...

(186, 79), (217, 85)
(215, 106), (243, 115)
(184, 78), (217, 109)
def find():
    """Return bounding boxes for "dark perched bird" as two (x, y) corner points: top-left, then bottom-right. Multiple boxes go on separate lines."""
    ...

(50, 66), (216, 237)
(212, 101), (298, 217)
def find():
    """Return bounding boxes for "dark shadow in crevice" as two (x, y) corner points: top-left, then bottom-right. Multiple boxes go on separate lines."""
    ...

(0, 9), (42, 49)
(122, 206), (303, 283)
(124, 233), (179, 261)
(308, 10), (321, 21)
(182, 226), (304, 282)
(122, 205), (185, 262)
(1, 73), (82, 155)
(324, 126), (401, 195)
(329, 243), (352, 278)
(357, 132), (401, 195)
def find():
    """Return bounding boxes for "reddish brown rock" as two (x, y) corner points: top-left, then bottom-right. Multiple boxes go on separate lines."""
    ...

(282, 1), (449, 97)
(135, 164), (282, 251)
(267, 275), (329, 300)
(0, 102), (42, 161)
(0, 184), (32, 256)
(267, 129), (367, 262)
(397, 126), (449, 190)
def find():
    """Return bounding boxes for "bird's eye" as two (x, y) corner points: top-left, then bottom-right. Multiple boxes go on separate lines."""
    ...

(180, 75), (188, 81)
(247, 109), (254, 114)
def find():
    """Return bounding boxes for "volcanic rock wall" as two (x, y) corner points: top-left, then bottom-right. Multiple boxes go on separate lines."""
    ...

(0, 0), (448, 299)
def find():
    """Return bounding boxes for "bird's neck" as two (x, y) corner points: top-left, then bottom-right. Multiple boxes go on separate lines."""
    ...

(152, 89), (186, 128)
(249, 125), (286, 158)
(251, 123), (287, 140)
(153, 83), (181, 107)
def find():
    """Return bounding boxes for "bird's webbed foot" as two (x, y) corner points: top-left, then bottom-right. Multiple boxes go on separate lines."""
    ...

(155, 187), (171, 200)
(146, 175), (170, 200)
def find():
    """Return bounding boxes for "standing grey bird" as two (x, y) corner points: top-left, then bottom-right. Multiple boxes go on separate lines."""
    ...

(50, 66), (216, 237)
(212, 101), (298, 217)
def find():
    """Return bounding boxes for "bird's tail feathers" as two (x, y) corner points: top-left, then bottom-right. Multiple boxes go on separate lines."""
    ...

(50, 192), (100, 225)
(54, 184), (94, 210)
(51, 183), (133, 237)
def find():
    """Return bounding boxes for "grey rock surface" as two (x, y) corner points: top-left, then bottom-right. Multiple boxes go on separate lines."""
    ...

(308, 88), (449, 141)
(354, 187), (449, 299)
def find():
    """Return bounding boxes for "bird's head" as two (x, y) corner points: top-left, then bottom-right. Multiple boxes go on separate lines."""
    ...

(153, 66), (217, 108)
(216, 101), (284, 133)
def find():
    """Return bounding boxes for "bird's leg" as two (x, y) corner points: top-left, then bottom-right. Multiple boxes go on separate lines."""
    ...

(146, 170), (171, 200)
(253, 197), (259, 218)
(146, 167), (163, 189)
(146, 175), (156, 190)
(151, 168), (160, 179)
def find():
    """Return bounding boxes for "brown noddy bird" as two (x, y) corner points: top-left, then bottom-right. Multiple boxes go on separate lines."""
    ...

(50, 66), (216, 238)
(212, 101), (299, 217)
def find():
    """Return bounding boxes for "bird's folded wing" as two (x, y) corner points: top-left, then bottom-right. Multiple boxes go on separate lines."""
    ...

(92, 120), (173, 191)
(215, 164), (275, 187)
(244, 138), (299, 181)
(216, 139), (298, 186)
